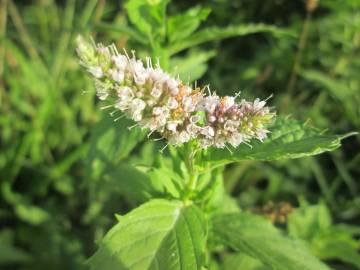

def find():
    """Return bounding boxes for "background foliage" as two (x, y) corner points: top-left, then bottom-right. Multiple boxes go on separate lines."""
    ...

(0, 0), (359, 269)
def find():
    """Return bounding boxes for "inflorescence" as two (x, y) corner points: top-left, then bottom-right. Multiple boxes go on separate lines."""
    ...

(76, 36), (275, 149)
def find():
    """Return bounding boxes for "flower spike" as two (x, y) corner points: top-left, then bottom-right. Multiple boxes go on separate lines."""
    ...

(76, 36), (275, 149)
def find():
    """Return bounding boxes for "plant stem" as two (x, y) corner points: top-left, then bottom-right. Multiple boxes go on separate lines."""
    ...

(183, 147), (199, 201)
(282, 1), (315, 112)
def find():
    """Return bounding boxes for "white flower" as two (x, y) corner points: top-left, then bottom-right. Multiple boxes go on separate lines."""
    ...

(178, 131), (190, 143)
(133, 111), (143, 121)
(228, 133), (243, 147)
(223, 96), (235, 110)
(167, 97), (178, 109)
(109, 69), (124, 82)
(224, 120), (238, 131)
(201, 126), (215, 138)
(89, 66), (103, 78)
(253, 98), (266, 110)
(182, 96), (196, 112)
(94, 79), (111, 100)
(131, 98), (146, 113)
(112, 55), (128, 70)
(151, 87), (162, 98)
(153, 107), (163, 115)
(198, 95), (219, 113)
(117, 86), (134, 99)
(166, 122), (178, 132)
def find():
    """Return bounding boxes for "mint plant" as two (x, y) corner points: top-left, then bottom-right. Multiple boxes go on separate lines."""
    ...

(76, 36), (353, 270)
(75, 1), (355, 270)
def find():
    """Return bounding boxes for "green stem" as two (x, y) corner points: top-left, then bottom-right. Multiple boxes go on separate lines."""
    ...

(183, 146), (199, 201)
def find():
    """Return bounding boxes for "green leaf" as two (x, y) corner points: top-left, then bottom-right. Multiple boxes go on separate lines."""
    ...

(14, 204), (50, 225)
(202, 117), (355, 168)
(196, 168), (224, 211)
(222, 253), (269, 270)
(288, 202), (360, 268)
(167, 6), (211, 43)
(301, 70), (359, 126)
(169, 24), (292, 55)
(89, 199), (207, 270)
(288, 201), (332, 240)
(312, 228), (360, 268)
(125, 0), (169, 41)
(86, 112), (145, 179)
(0, 230), (32, 265)
(147, 166), (184, 199)
(170, 49), (216, 82)
(105, 164), (164, 202)
(212, 212), (331, 270)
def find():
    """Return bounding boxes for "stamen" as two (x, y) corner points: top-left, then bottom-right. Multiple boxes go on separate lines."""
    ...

(100, 104), (115, 110)
(147, 129), (156, 138)
(128, 123), (139, 130)
(225, 144), (233, 154)
(265, 93), (274, 101)
(114, 115), (125, 122)
(159, 143), (169, 153)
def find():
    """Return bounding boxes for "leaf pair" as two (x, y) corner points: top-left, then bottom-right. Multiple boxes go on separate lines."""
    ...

(88, 200), (333, 270)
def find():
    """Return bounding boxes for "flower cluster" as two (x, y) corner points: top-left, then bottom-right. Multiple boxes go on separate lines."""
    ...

(76, 36), (275, 149)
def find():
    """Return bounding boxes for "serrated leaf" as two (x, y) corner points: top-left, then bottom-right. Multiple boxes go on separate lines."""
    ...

(202, 117), (355, 168)
(288, 202), (360, 268)
(89, 199), (207, 270)
(169, 24), (292, 55)
(125, 0), (169, 40)
(212, 212), (331, 270)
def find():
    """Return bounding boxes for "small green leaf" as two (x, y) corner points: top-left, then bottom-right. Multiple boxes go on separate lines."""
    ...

(288, 202), (360, 268)
(212, 212), (331, 270)
(167, 6), (211, 43)
(14, 204), (50, 225)
(312, 228), (360, 268)
(105, 164), (164, 202)
(202, 117), (355, 168)
(311, 226), (360, 268)
(288, 201), (332, 240)
(147, 167), (184, 199)
(169, 24), (292, 55)
(89, 199), (207, 270)
(125, 0), (169, 41)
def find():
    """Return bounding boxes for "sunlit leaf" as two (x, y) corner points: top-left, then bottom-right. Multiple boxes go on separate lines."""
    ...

(89, 199), (207, 270)
(167, 6), (211, 43)
(169, 24), (292, 54)
(212, 212), (331, 270)
(125, 0), (169, 41)
(202, 117), (356, 168)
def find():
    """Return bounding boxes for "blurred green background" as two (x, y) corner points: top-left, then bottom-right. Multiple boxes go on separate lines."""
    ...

(0, 0), (359, 269)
